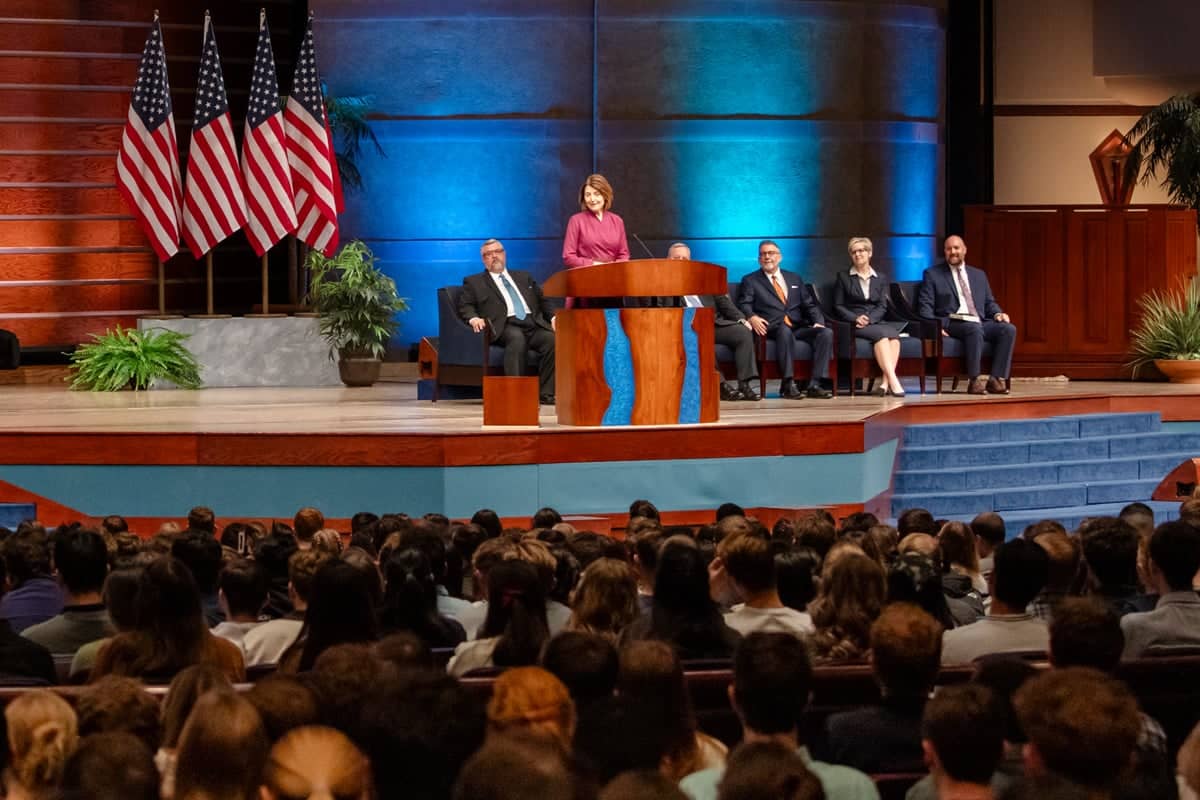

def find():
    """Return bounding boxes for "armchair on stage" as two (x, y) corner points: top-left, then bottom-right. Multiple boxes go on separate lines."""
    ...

(542, 259), (725, 426)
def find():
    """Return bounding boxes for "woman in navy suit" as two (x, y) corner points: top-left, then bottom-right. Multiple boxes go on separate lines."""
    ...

(833, 237), (906, 396)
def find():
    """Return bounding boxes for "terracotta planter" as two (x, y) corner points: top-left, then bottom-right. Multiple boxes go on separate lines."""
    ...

(1153, 359), (1200, 384)
(338, 356), (382, 387)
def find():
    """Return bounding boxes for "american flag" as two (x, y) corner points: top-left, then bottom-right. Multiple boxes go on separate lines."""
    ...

(240, 10), (296, 256)
(181, 12), (247, 258)
(285, 15), (341, 257)
(115, 15), (183, 263)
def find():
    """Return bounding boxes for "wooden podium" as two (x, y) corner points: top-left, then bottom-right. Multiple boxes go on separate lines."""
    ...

(543, 259), (726, 426)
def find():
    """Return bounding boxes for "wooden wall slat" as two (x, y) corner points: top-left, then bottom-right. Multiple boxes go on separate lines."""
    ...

(0, 155), (115, 184)
(3, 0), (296, 20)
(0, 122), (122, 151)
(0, 313), (146, 345)
(0, 187), (125, 215)
(0, 88), (129, 118)
(0, 218), (143, 248)
(0, 55), (136, 85)
(0, 22), (263, 56)
(0, 251), (152, 281)
(0, 283), (156, 313)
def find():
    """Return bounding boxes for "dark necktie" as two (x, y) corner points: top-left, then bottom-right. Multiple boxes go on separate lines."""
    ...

(501, 274), (527, 320)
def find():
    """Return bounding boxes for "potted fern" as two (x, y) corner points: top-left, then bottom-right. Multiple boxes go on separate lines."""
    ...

(69, 327), (202, 390)
(307, 240), (408, 387)
(1128, 280), (1200, 382)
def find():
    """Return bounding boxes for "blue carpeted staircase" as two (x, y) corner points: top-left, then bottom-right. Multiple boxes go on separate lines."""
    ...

(0, 503), (37, 530)
(891, 413), (1190, 532)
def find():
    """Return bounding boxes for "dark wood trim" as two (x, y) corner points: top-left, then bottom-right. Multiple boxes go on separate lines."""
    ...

(994, 104), (1154, 117)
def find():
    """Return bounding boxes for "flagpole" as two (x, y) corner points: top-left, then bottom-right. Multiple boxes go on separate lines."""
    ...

(261, 254), (270, 314)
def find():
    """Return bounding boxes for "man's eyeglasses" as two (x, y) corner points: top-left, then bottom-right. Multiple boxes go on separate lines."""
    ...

(482, 248), (505, 257)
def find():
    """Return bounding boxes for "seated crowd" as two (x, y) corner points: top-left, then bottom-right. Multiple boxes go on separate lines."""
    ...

(0, 493), (1196, 799)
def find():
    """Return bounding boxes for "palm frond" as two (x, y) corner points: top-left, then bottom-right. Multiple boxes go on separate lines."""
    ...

(306, 240), (409, 360)
(1128, 281), (1200, 376)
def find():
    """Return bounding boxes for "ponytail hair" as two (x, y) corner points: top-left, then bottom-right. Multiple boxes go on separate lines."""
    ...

(5, 689), (78, 792)
(481, 559), (549, 667)
(261, 725), (370, 800)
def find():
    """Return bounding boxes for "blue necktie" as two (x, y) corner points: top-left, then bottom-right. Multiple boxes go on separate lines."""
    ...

(501, 274), (527, 320)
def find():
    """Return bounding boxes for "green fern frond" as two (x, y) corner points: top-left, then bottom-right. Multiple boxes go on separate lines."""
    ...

(68, 326), (202, 391)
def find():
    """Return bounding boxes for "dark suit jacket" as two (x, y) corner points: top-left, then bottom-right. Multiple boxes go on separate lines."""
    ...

(457, 270), (555, 338)
(698, 293), (747, 327)
(832, 270), (890, 324)
(916, 263), (1003, 328)
(737, 268), (824, 328)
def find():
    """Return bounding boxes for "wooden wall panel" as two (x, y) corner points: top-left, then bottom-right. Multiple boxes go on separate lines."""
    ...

(0, 122), (122, 151)
(0, 252), (150, 281)
(965, 205), (1198, 378)
(0, 283), (155, 314)
(0, 187), (127, 216)
(0, 219), (137, 248)
(0, 55), (136, 85)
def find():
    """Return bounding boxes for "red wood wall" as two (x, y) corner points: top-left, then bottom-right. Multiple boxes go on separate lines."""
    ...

(964, 205), (1198, 379)
(0, 0), (299, 349)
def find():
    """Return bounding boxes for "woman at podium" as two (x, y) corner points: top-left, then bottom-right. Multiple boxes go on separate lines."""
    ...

(833, 236), (907, 397)
(562, 174), (630, 267)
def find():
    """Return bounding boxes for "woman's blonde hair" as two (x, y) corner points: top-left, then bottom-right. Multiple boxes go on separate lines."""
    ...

(261, 725), (370, 800)
(311, 529), (344, 557)
(847, 236), (873, 256)
(5, 689), (78, 793)
(568, 557), (640, 640)
(578, 174), (614, 211)
(486, 666), (576, 749)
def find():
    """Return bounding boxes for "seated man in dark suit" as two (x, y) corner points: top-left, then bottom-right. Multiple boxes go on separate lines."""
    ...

(737, 240), (833, 399)
(916, 235), (1016, 395)
(667, 242), (760, 401)
(457, 238), (557, 404)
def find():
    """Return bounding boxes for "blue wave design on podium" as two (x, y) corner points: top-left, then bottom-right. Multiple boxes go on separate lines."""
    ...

(601, 310), (634, 425)
(679, 308), (700, 424)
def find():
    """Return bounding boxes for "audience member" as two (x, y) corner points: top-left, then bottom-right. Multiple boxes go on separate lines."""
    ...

(260, 725), (371, 800)
(920, 684), (1004, 800)
(244, 675), (321, 744)
(533, 507), (564, 529)
(1121, 520), (1200, 658)
(59, 731), (158, 800)
(820, 603), (942, 774)
(75, 675), (161, 752)
(567, 557), (641, 642)
(887, 552), (958, 630)
(293, 507), (324, 549)
(448, 559), (549, 676)
(898, 533), (982, 625)
(898, 508), (939, 537)
(1080, 517), (1152, 617)
(379, 548), (467, 647)
(1030, 532), (1080, 621)
(795, 513), (837, 560)
(540, 631), (619, 708)
(941, 539), (1049, 664)
(678, 633), (878, 800)
(470, 508), (503, 540)
(186, 506), (216, 535)
(308, 644), (397, 741)
(156, 664), (234, 797)
(716, 529), (813, 638)
(0, 555), (56, 685)
(810, 552), (886, 662)
(282, 558), (379, 673)
(3, 689), (78, 800)
(69, 564), (141, 680)
(487, 666), (576, 750)
(373, 631), (435, 671)
(602, 770), (688, 800)
(716, 503), (745, 522)
(171, 531), (224, 626)
(631, 499), (661, 522)
(89, 556), (245, 683)
(775, 546), (821, 614)
(971, 512), (1007, 582)
(717, 740), (826, 800)
(632, 526), (669, 612)
(452, 734), (575, 800)
(173, 690), (269, 800)
(311, 528), (344, 557)
(21, 528), (110, 658)
(254, 532), (299, 620)
(0, 526), (63, 633)
(243, 549), (323, 668)
(939, 521), (988, 596)
(211, 557), (268, 649)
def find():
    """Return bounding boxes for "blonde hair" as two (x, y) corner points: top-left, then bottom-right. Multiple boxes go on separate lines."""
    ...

(847, 236), (873, 256)
(311, 529), (344, 557)
(578, 174), (614, 211)
(5, 689), (78, 793)
(486, 666), (576, 748)
(261, 725), (370, 800)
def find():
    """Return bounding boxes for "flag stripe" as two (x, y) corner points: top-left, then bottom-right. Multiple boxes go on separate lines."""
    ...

(284, 18), (339, 256)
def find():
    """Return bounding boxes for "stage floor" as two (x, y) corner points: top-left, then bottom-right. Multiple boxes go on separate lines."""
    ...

(2, 377), (1199, 435)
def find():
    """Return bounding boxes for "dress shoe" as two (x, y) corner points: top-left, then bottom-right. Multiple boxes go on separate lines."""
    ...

(966, 377), (987, 395)
(720, 382), (743, 401)
(869, 385), (887, 397)
(806, 384), (834, 399)
(739, 380), (762, 402)
(779, 379), (804, 399)
(539, 394), (556, 405)
(986, 376), (1010, 395)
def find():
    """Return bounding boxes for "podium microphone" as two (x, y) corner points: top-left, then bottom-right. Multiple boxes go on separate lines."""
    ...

(631, 233), (656, 259)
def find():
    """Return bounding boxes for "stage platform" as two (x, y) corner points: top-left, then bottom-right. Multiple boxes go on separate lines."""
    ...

(1, 378), (1198, 532)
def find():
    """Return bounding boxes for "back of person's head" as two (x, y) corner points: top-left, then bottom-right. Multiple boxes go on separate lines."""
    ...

(487, 666), (576, 749)
(350, 511), (379, 537)
(717, 740), (825, 800)
(629, 499), (660, 522)
(1179, 497), (1200, 527)
(775, 546), (820, 612)
(970, 512), (1007, 548)
(287, 548), (327, 605)
(292, 507), (324, 543)
(4, 689), (78, 793)
(372, 631), (434, 670)
(718, 529), (776, 595)
(794, 513), (836, 559)
(260, 725), (370, 800)
(470, 508), (503, 540)
(921, 684), (1003, 786)
(59, 732), (158, 800)
(716, 502), (745, 522)
(632, 527), (668, 576)
(652, 537), (714, 615)
(1179, 719), (1200, 800)
(569, 557), (639, 638)
(299, 558), (380, 671)
(171, 530), (222, 594)
(992, 538), (1050, 609)
(1080, 517), (1139, 589)
(100, 514), (129, 536)
(566, 530), (623, 570)
(311, 529), (344, 557)
(532, 506), (563, 529)
(887, 552), (956, 630)
(1022, 520), (1067, 541)
(53, 528), (108, 595)
(380, 546), (439, 627)
(810, 551), (886, 661)
(898, 507), (939, 536)
(1148, 520), (1200, 591)
(174, 690), (269, 800)
(1033, 531), (1081, 593)
(482, 559), (549, 667)
(308, 644), (396, 740)
(1119, 502), (1155, 536)
(938, 522), (980, 572)
(840, 511), (879, 536)
(452, 733), (575, 800)
(1014, 667), (1140, 791)
(870, 603), (943, 697)
(1048, 596), (1123, 673)
(733, 633), (812, 735)
(599, 770), (687, 800)
(971, 657), (1037, 744)
(540, 631), (618, 706)
(361, 671), (487, 800)
(220, 557), (268, 618)
(186, 506), (216, 534)
(256, 532), (300, 582)
(160, 664), (235, 749)
(3, 526), (52, 585)
(75, 675), (160, 753)
(245, 675), (321, 744)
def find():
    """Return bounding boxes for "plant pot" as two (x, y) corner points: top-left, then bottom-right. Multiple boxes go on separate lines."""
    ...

(338, 356), (382, 387)
(1153, 359), (1200, 384)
